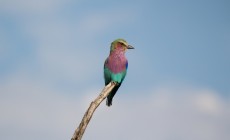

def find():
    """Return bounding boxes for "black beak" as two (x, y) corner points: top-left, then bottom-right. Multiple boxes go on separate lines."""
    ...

(127, 45), (134, 49)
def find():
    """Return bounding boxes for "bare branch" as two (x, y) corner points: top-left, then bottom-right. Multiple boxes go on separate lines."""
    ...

(71, 82), (116, 140)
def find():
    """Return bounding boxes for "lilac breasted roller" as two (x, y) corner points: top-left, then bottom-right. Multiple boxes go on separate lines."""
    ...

(104, 39), (134, 106)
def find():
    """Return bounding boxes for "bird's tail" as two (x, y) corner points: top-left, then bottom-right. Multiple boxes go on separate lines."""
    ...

(106, 85), (120, 107)
(106, 96), (113, 107)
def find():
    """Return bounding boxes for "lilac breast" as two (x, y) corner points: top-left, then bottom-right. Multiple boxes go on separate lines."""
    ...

(105, 52), (127, 74)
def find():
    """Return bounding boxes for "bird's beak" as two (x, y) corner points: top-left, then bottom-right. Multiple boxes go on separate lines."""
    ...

(127, 45), (134, 49)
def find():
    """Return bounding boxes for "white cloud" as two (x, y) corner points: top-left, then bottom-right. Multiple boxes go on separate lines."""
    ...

(84, 87), (230, 140)
(0, 75), (86, 140)
(192, 89), (224, 115)
(1, 76), (229, 140)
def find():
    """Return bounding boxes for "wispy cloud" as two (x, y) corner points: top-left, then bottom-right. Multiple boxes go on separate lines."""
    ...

(0, 76), (229, 140)
(85, 87), (230, 140)
(0, 0), (74, 16)
(3, 3), (139, 84)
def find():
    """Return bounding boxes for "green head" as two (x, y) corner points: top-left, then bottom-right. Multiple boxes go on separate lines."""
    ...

(110, 38), (134, 52)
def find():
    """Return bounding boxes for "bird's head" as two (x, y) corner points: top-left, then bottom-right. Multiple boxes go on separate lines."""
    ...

(110, 38), (134, 53)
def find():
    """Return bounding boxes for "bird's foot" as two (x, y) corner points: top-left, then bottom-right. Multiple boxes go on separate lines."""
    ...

(111, 81), (118, 86)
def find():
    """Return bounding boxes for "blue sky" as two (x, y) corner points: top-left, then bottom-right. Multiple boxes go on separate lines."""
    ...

(0, 0), (230, 140)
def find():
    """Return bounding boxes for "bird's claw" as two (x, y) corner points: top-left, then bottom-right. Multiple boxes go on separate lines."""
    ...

(111, 81), (118, 86)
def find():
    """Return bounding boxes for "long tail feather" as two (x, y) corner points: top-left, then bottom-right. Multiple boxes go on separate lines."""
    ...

(106, 84), (121, 106)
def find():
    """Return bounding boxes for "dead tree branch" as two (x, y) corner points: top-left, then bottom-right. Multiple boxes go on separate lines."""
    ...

(71, 82), (116, 140)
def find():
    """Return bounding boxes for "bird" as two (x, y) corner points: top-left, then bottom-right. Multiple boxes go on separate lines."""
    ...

(104, 38), (134, 106)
